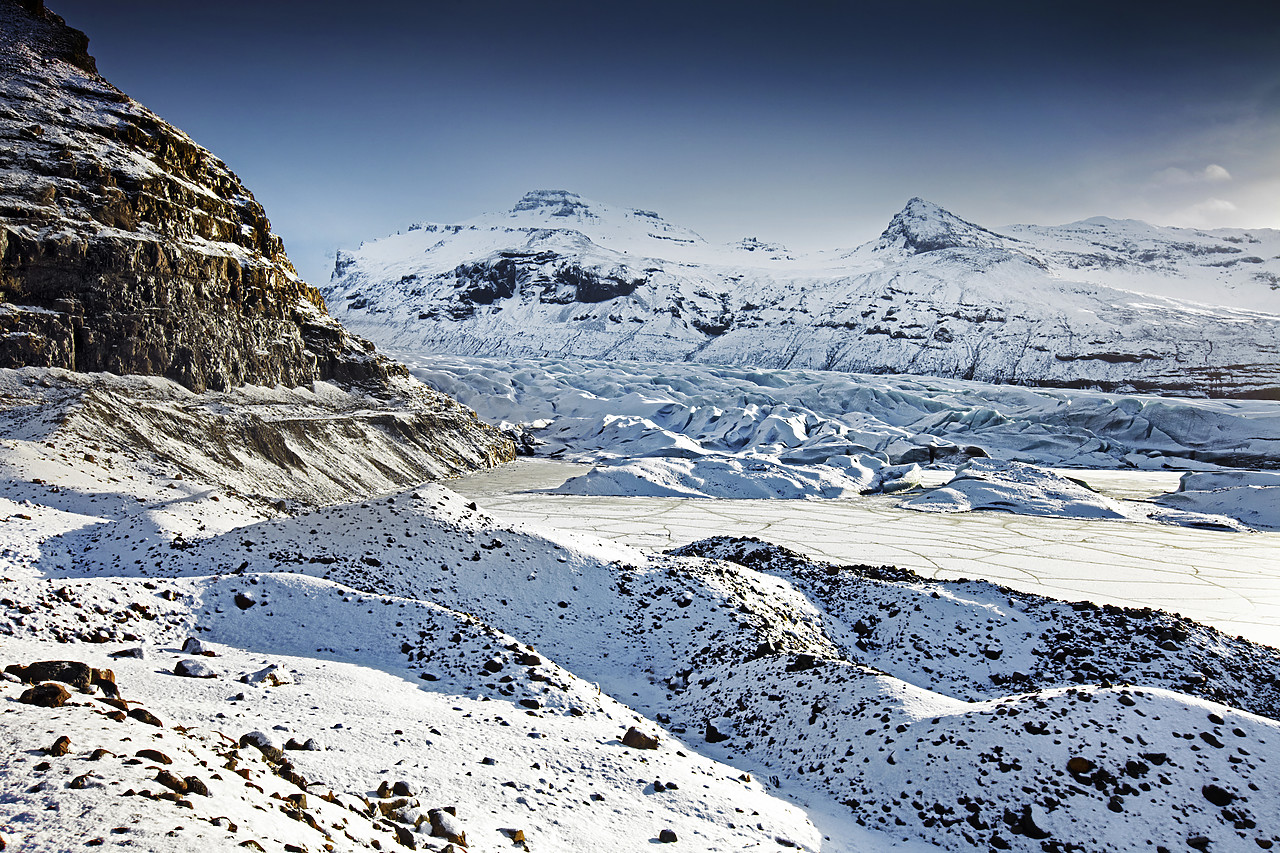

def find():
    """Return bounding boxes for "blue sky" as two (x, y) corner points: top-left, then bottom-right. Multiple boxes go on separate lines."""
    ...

(49, 1), (1280, 285)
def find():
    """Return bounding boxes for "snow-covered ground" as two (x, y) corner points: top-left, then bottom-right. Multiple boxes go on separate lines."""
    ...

(4, 360), (1280, 852)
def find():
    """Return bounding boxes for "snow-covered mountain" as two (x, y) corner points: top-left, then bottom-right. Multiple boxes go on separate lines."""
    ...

(326, 190), (1280, 398)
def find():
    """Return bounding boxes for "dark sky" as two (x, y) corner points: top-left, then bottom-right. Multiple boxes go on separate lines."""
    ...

(45, 1), (1280, 285)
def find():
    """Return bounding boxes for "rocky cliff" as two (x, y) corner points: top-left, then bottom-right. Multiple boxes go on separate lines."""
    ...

(0, 0), (400, 393)
(0, 0), (514, 488)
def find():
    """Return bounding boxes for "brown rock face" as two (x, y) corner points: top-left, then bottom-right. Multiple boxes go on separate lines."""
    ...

(0, 0), (401, 392)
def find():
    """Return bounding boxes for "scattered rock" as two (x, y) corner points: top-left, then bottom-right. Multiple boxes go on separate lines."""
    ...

(242, 664), (291, 686)
(19, 683), (71, 707)
(128, 708), (163, 727)
(704, 721), (730, 744)
(1066, 756), (1096, 775)
(174, 659), (218, 679)
(622, 727), (659, 750)
(180, 637), (215, 656)
(429, 808), (467, 846)
(1202, 784), (1235, 807)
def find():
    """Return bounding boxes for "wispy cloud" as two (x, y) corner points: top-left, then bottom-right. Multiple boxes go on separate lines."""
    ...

(1152, 163), (1232, 185)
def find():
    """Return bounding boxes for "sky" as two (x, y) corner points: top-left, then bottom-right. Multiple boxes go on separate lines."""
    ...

(45, 0), (1280, 286)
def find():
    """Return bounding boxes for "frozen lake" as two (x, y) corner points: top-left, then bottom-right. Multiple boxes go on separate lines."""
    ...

(453, 460), (1280, 649)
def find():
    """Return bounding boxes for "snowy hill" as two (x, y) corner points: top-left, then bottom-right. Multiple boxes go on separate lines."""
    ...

(326, 190), (1280, 398)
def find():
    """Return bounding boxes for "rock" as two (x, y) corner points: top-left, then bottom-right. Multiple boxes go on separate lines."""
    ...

(109, 647), (145, 660)
(622, 727), (659, 750)
(515, 652), (542, 666)
(659, 828), (678, 843)
(1066, 756), (1095, 775)
(392, 780), (417, 797)
(428, 808), (466, 846)
(784, 654), (817, 672)
(500, 829), (527, 843)
(239, 731), (283, 762)
(242, 664), (291, 686)
(154, 769), (188, 794)
(704, 721), (730, 744)
(174, 659), (218, 679)
(233, 593), (256, 610)
(135, 749), (172, 765)
(180, 637), (215, 656)
(19, 683), (70, 707)
(69, 774), (94, 789)
(390, 823), (416, 849)
(48, 735), (71, 756)
(127, 707), (162, 727)
(7, 660), (113, 693)
(1202, 784), (1235, 807)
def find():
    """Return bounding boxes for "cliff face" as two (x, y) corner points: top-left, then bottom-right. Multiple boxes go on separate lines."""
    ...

(0, 0), (397, 392)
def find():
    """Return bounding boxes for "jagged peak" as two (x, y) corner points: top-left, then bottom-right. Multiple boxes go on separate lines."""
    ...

(510, 189), (596, 219)
(877, 197), (1008, 254)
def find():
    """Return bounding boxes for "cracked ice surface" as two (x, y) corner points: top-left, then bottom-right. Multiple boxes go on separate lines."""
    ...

(453, 460), (1280, 649)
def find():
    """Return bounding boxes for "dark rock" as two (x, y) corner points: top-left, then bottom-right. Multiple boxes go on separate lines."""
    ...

(109, 647), (145, 659)
(704, 721), (730, 744)
(127, 707), (162, 727)
(8, 660), (112, 693)
(1066, 757), (1096, 775)
(154, 769), (188, 794)
(233, 593), (256, 610)
(180, 637), (214, 656)
(659, 828), (678, 843)
(135, 749), (171, 765)
(428, 808), (466, 846)
(48, 735), (71, 756)
(622, 726), (659, 750)
(19, 682), (70, 707)
(391, 780), (416, 797)
(69, 774), (93, 789)
(784, 654), (817, 672)
(1202, 784), (1235, 807)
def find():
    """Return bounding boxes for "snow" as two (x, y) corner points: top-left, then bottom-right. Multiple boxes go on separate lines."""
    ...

(1154, 471), (1280, 531)
(324, 190), (1280, 396)
(4, 361), (1280, 852)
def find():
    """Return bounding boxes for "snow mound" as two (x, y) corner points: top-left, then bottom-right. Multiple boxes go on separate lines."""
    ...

(547, 455), (908, 499)
(1154, 470), (1280, 530)
(901, 459), (1129, 519)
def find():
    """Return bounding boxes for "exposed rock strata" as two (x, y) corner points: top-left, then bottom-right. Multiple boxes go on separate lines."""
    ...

(0, 0), (398, 393)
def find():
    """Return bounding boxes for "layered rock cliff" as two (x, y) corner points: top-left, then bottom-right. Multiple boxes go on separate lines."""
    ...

(0, 0), (514, 488)
(0, 0), (398, 393)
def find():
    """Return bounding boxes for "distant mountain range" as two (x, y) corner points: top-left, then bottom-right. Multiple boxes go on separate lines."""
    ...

(325, 190), (1280, 397)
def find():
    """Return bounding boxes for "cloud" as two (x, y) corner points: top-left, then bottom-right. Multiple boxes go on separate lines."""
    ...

(1152, 163), (1232, 185)
(1169, 196), (1239, 228)
(1189, 197), (1237, 214)
(1202, 163), (1232, 181)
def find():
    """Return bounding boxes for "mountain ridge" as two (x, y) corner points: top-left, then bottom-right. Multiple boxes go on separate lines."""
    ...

(326, 190), (1280, 398)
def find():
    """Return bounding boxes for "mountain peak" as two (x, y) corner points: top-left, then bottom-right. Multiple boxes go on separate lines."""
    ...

(511, 189), (596, 219)
(878, 197), (1008, 254)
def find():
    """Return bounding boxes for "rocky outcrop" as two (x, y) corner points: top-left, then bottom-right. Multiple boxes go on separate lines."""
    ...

(0, 0), (401, 393)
